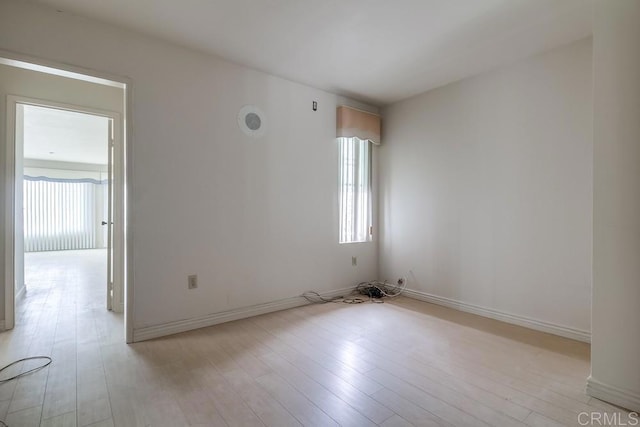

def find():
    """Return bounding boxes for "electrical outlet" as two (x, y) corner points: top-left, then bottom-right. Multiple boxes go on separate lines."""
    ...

(188, 274), (198, 289)
(352, 256), (357, 266)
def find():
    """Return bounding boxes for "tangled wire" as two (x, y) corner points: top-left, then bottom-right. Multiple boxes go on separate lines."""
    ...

(302, 278), (407, 305)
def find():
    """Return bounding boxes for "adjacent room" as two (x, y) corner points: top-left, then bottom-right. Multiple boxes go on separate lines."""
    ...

(20, 104), (112, 320)
(0, 0), (638, 426)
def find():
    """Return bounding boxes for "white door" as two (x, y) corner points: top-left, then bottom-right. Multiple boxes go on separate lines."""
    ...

(106, 118), (114, 310)
(109, 114), (124, 314)
(105, 115), (124, 313)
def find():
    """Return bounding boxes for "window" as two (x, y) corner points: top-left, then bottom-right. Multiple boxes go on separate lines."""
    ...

(23, 176), (107, 252)
(339, 137), (372, 243)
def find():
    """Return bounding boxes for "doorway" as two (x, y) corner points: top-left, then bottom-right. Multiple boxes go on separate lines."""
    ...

(4, 96), (126, 339)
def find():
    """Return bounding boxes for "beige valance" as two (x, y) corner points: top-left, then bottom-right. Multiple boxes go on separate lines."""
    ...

(336, 106), (381, 145)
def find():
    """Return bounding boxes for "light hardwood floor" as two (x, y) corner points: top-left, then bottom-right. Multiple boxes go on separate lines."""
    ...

(0, 250), (634, 426)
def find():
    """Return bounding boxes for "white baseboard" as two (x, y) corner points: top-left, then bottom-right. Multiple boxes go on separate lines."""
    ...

(132, 287), (353, 342)
(403, 288), (591, 343)
(587, 376), (640, 412)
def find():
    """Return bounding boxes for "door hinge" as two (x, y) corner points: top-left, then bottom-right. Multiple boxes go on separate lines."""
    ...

(108, 282), (114, 296)
(369, 226), (373, 236)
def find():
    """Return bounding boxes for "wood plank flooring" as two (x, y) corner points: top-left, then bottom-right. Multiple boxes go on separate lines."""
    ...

(0, 250), (634, 426)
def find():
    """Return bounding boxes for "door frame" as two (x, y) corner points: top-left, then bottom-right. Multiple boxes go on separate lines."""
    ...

(1, 50), (134, 343)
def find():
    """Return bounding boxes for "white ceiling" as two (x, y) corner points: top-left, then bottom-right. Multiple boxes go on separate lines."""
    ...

(33, 0), (592, 105)
(23, 105), (109, 165)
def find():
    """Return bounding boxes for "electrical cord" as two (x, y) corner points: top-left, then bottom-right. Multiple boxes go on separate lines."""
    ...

(303, 277), (407, 305)
(356, 278), (407, 299)
(0, 356), (52, 383)
(354, 279), (406, 301)
(342, 297), (366, 304)
(0, 356), (53, 427)
(301, 291), (367, 305)
(301, 291), (344, 303)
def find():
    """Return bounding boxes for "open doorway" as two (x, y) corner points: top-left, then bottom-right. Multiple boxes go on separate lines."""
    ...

(3, 86), (128, 340)
(18, 104), (119, 318)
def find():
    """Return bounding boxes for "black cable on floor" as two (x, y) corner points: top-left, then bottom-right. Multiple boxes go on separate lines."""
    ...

(0, 356), (53, 427)
(0, 356), (52, 383)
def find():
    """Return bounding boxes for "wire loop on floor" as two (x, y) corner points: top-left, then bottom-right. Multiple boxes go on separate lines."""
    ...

(0, 356), (52, 383)
(0, 356), (53, 426)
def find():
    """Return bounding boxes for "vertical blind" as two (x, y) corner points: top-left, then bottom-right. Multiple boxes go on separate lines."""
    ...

(339, 137), (372, 243)
(23, 176), (107, 252)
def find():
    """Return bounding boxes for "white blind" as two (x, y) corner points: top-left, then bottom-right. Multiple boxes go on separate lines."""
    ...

(24, 177), (106, 252)
(339, 137), (372, 243)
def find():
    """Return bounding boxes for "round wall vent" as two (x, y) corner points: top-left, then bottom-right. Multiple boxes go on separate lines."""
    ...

(237, 105), (267, 137)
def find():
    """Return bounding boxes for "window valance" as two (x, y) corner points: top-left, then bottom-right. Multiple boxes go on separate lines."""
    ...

(336, 106), (381, 145)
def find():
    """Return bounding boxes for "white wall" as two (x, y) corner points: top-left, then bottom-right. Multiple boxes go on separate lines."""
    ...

(589, 0), (640, 412)
(0, 62), (124, 320)
(379, 38), (593, 335)
(0, 0), (378, 331)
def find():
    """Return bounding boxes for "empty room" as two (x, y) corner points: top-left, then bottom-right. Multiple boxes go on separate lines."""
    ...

(0, 0), (638, 426)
